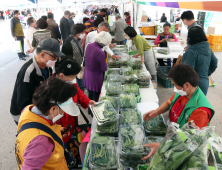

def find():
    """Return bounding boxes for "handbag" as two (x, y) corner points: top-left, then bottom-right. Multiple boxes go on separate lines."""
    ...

(69, 107), (91, 168)
(17, 122), (77, 169)
(69, 35), (85, 79)
(12, 40), (23, 53)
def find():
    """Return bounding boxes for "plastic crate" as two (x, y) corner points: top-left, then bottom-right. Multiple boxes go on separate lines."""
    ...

(208, 34), (222, 44)
(142, 26), (155, 35)
(157, 66), (174, 88)
(210, 44), (222, 52)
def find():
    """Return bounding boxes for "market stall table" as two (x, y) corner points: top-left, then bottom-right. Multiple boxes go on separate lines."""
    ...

(154, 47), (183, 59)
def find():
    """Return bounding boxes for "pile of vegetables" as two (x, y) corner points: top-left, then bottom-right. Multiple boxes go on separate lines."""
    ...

(120, 66), (132, 75)
(119, 93), (137, 109)
(122, 71), (138, 84)
(122, 84), (139, 96)
(99, 96), (118, 111)
(106, 82), (122, 96)
(120, 109), (142, 126)
(135, 70), (151, 88)
(107, 75), (121, 83)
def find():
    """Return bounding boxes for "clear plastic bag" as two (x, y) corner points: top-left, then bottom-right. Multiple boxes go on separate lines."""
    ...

(137, 164), (149, 170)
(143, 114), (167, 136)
(122, 71), (138, 84)
(106, 82), (122, 96)
(90, 100), (118, 125)
(99, 96), (119, 112)
(107, 75), (122, 83)
(90, 136), (118, 169)
(134, 70), (151, 83)
(96, 119), (119, 136)
(157, 48), (170, 55)
(107, 69), (120, 76)
(112, 46), (127, 53)
(119, 158), (145, 170)
(115, 52), (129, 67)
(138, 81), (150, 88)
(122, 84), (139, 96)
(107, 58), (119, 68)
(120, 66), (132, 75)
(131, 56), (143, 70)
(120, 109), (142, 126)
(119, 93), (137, 109)
(119, 125), (146, 155)
(147, 122), (199, 170)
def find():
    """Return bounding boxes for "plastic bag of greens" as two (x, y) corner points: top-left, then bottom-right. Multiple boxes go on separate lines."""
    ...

(90, 136), (118, 169)
(112, 46), (127, 53)
(137, 164), (149, 170)
(134, 70), (151, 82)
(122, 71), (138, 84)
(138, 81), (150, 88)
(131, 56), (143, 70)
(108, 58), (119, 68)
(115, 53), (129, 67)
(96, 119), (119, 136)
(107, 69), (120, 76)
(120, 109), (142, 126)
(120, 66), (132, 75)
(143, 114), (167, 136)
(122, 84), (139, 96)
(147, 122), (199, 170)
(119, 125), (146, 155)
(119, 93), (137, 109)
(119, 158), (145, 170)
(99, 96), (119, 112)
(90, 100), (118, 125)
(157, 48), (170, 55)
(107, 74), (122, 83)
(106, 82), (122, 96)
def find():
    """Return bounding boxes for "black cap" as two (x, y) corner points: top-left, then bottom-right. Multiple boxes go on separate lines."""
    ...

(39, 38), (64, 58)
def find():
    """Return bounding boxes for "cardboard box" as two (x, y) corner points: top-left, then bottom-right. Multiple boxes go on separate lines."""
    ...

(142, 26), (155, 35)
(207, 26), (216, 35)
(141, 15), (148, 22)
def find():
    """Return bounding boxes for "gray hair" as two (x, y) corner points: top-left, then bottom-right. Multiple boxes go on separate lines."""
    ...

(98, 22), (110, 30)
(95, 31), (112, 46)
(116, 14), (121, 18)
(64, 10), (70, 16)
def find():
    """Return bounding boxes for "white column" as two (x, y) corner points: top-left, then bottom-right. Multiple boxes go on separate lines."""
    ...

(35, 0), (40, 19)
(131, 0), (134, 27)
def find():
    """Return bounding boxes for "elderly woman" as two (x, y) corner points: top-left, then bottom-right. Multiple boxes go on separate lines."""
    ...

(182, 26), (218, 95)
(84, 31), (112, 115)
(124, 26), (157, 80)
(15, 77), (78, 170)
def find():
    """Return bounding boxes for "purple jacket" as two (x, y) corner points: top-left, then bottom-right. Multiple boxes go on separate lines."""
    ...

(84, 42), (107, 92)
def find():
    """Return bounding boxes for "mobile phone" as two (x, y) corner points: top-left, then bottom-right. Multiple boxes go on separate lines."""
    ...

(62, 124), (72, 135)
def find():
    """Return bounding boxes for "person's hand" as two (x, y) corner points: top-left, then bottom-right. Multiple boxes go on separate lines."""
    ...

(26, 48), (33, 54)
(14, 37), (17, 40)
(60, 127), (71, 138)
(143, 110), (159, 121)
(142, 143), (160, 161)
(109, 44), (116, 48)
(88, 100), (96, 107)
(168, 39), (174, 42)
(111, 55), (121, 59)
(132, 54), (139, 58)
(160, 39), (166, 43)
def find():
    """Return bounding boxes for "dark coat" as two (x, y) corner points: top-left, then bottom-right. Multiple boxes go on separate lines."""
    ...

(60, 16), (71, 42)
(182, 41), (218, 95)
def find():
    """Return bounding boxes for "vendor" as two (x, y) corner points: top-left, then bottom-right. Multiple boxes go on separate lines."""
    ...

(142, 64), (214, 161)
(124, 26), (157, 80)
(15, 77), (78, 169)
(154, 23), (179, 66)
(124, 12), (131, 26)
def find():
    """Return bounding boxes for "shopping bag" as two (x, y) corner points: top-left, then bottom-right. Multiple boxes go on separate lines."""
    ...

(69, 107), (91, 168)
(174, 55), (183, 66)
(12, 40), (22, 53)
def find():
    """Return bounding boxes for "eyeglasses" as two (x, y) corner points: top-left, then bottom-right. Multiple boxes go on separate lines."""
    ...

(45, 52), (57, 61)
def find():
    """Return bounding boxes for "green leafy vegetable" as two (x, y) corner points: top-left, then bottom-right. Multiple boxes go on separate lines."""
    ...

(120, 66), (132, 75)
(99, 96), (118, 111)
(107, 58), (119, 68)
(107, 69), (120, 76)
(119, 93), (137, 109)
(137, 164), (149, 170)
(120, 109), (142, 125)
(157, 48), (170, 55)
(96, 120), (119, 136)
(107, 75), (121, 83)
(135, 70), (151, 88)
(106, 82), (122, 96)
(122, 84), (139, 96)
(144, 115), (167, 136)
(90, 136), (117, 168)
(122, 71), (138, 84)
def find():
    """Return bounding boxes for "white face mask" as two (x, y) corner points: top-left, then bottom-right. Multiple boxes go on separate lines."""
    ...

(66, 77), (77, 85)
(18, 15), (21, 18)
(44, 55), (57, 67)
(79, 33), (85, 39)
(126, 36), (131, 40)
(51, 107), (64, 123)
(174, 86), (187, 96)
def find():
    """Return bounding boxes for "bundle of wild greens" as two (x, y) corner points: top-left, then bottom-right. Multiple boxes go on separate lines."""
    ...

(106, 82), (122, 96)
(120, 66), (132, 75)
(131, 56), (143, 70)
(119, 125), (146, 155)
(137, 164), (149, 170)
(120, 109), (142, 126)
(115, 53), (129, 67)
(90, 136), (117, 169)
(91, 100), (118, 125)
(107, 75), (122, 83)
(107, 69), (120, 76)
(122, 71), (138, 84)
(119, 93), (137, 109)
(147, 122), (199, 170)
(157, 48), (170, 55)
(134, 70), (151, 88)
(107, 58), (119, 68)
(143, 114), (167, 136)
(99, 96), (118, 111)
(122, 84), (139, 96)
(96, 119), (119, 136)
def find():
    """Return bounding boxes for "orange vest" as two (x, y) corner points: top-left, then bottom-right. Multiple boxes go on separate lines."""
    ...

(15, 105), (68, 170)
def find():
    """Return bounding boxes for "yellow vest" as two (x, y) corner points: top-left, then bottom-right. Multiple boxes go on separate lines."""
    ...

(15, 105), (68, 170)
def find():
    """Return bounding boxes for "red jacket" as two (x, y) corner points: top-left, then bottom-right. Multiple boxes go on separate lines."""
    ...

(56, 83), (90, 143)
